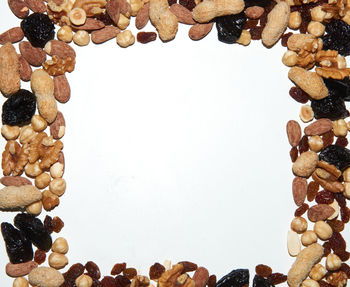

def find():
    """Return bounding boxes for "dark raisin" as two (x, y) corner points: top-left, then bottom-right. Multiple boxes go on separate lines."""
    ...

(149, 263), (165, 280)
(86, 261), (101, 279)
(255, 265), (272, 278)
(1, 222), (33, 264)
(21, 13), (55, 48)
(319, 280), (333, 287)
(322, 20), (350, 56)
(340, 263), (350, 278)
(34, 248), (46, 265)
(64, 263), (85, 284)
(137, 32), (157, 44)
(51, 216), (64, 233)
(95, 13), (114, 25)
(179, 0), (195, 11)
(307, 181), (319, 202)
(168, 0), (177, 5)
(44, 215), (53, 234)
(319, 145), (350, 171)
(327, 219), (345, 232)
(324, 77), (350, 102)
(329, 232), (346, 251)
(298, 136), (309, 154)
(253, 275), (273, 287)
(92, 278), (103, 287)
(115, 275), (130, 287)
(289, 87), (309, 104)
(281, 32), (293, 47)
(334, 249), (350, 261)
(244, 0), (272, 7)
(290, 147), (298, 162)
(111, 263), (126, 276)
(102, 276), (117, 287)
(208, 275), (217, 287)
(295, 203), (309, 217)
(2, 89), (36, 126)
(179, 261), (198, 273)
(334, 193), (346, 208)
(123, 268), (137, 279)
(216, 269), (249, 287)
(322, 131), (334, 149)
(315, 190), (334, 204)
(341, 206), (350, 223)
(335, 137), (348, 147)
(216, 13), (247, 44)
(267, 273), (287, 285)
(243, 19), (258, 30)
(323, 242), (332, 257)
(14, 213), (52, 252)
(250, 26), (263, 40)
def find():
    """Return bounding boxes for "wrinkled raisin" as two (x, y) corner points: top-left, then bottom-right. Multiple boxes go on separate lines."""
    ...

(319, 280), (333, 287)
(102, 276), (117, 287)
(244, 0), (272, 7)
(253, 275), (273, 287)
(64, 263), (85, 284)
(123, 268), (137, 279)
(95, 13), (114, 25)
(179, 261), (198, 273)
(250, 26), (263, 40)
(92, 278), (103, 287)
(168, 0), (177, 5)
(321, 131), (335, 149)
(281, 32), (293, 47)
(295, 203), (309, 217)
(255, 264), (272, 278)
(267, 273), (287, 285)
(335, 137), (348, 147)
(179, 0), (195, 11)
(341, 206), (350, 223)
(335, 249), (350, 261)
(334, 193), (346, 208)
(289, 87), (309, 104)
(111, 263), (126, 276)
(52, 216), (64, 233)
(327, 219), (345, 233)
(115, 275), (131, 287)
(315, 190), (334, 204)
(323, 241), (332, 257)
(322, 19), (350, 56)
(216, 269), (249, 287)
(216, 13), (247, 44)
(319, 144), (350, 171)
(86, 261), (101, 279)
(298, 135), (309, 154)
(244, 19), (258, 30)
(137, 32), (157, 44)
(329, 232), (346, 251)
(44, 215), (53, 234)
(307, 181), (319, 202)
(290, 147), (298, 162)
(207, 275), (217, 287)
(149, 263), (165, 280)
(340, 263), (350, 277)
(34, 249), (46, 265)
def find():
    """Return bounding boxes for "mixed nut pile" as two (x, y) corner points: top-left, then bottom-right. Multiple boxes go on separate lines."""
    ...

(1, 0), (350, 286)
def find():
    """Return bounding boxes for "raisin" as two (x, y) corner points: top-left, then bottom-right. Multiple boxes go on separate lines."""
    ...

(329, 232), (346, 251)
(216, 269), (249, 287)
(267, 273), (287, 285)
(335, 137), (348, 147)
(137, 32), (157, 44)
(290, 147), (298, 162)
(2, 89), (36, 126)
(298, 135), (309, 155)
(179, 261), (198, 273)
(216, 13), (247, 44)
(208, 275), (217, 287)
(111, 263), (126, 276)
(95, 13), (114, 25)
(311, 92), (349, 121)
(281, 32), (293, 47)
(93, 278), (103, 287)
(21, 13), (55, 48)
(340, 206), (350, 223)
(335, 249), (350, 261)
(319, 145), (350, 171)
(14, 213), (52, 252)
(319, 280), (333, 287)
(250, 26), (263, 40)
(253, 275), (273, 287)
(102, 276), (117, 287)
(168, 0), (177, 5)
(322, 131), (335, 149)
(324, 77), (350, 102)
(149, 263), (165, 280)
(327, 219), (345, 233)
(244, 19), (258, 30)
(322, 20), (350, 56)
(64, 263), (85, 284)
(323, 242), (332, 257)
(1, 222), (33, 264)
(86, 261), (101, 279)
(123, 268), (137, 279)
(34, 249), (46, 265)
(340, 263), (350, 278)
(51, 216), (64, 233)
(179, 0), (195, 11)
(115, 275), (131, 287)
(244, 0), (272, 7)
(334, 193), (346, 208)
(289, 87), (309, 104)
(315, 190), (334, 204)
(255, 265), (272, 278)
(307, 181), (319, 202)
(295, 203), (309, 217)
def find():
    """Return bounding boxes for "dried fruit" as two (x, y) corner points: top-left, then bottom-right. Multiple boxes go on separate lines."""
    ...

(2, 89), (36, 126)
(86, 261), (101, 279)
(123, 267), (137, 279)
(1, 222), (33, 264)
(319, 145), (350, 171)
(307, 181), (319, 202)
(244, 0), (271, 8)
(267, 273), (287, 285)
(149, 262), (165, 280)
(34, 248), (46, 265)
(298, 135), (309, 154)
(101, 276), (117, 287)
(21, 13), (55, 48)
(216, 269), (249, 287)
(44, 215), (64, 234)
(208, 275), (217, 287)
(137, 32), (157, 43)
(295, 203), (309, 217)
(179, 0), (195, 11)
(14, 213), (52, 252)
(63, 263), (85, 284)
(255, 265), (272, 278)
(253, 275), (273, 287)
(322, 131), (334, 149)
(115, 275), (131, 287)
(324, 77), (350, 102)
(334, 193), (346, 208)
(327, 219), (345, 233)
(315, 190), (334, 204)
(216, 13), (247, 44)
(290, 147), (298, 162)
(335, 137), (348, 147)
(111, 263), (126, 276)
(322, 20), (350, 57)
(311, 91), (348, 121)
(340, 206), (350, 223)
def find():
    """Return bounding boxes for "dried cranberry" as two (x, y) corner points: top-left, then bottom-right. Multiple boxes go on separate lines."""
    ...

(289, 87), (309, 104)
(315, 190), (334, 204)
(102, 276), (117, 287)
(86, 261), (101, 279)
(295, 203), (309, 217)
(267, 273), (287, 285)
(111, 263), (126, 276)
(149, 263), (165, 280)
(115, 275), (131, 287)
(290, 147), (298, 162)
(34, 249), (46, 265)
(255, 264), (272, 278)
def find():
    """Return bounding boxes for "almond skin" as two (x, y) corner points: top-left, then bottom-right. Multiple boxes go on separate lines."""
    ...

(44, 40), (76, 59)
(91, 26), (120, 44)
(0, 176), (32, 186)
(19, 54), (32, 82)
(193, 267), (209, 287)
(19, 41), (46, 67)
(8, 0), (29, 19)
(170, 3), (195, 25)
(136, 2), (150, 29)
(50, 111), (66, 139)
(0, 27), (24, 44)
(54, 74), (71, 103)
(292, 177), (307, 206)
(24, 0), (46, 13)
(189, 23), (214, 40)
(6, 261), (38, 277)
(308, 204), (335, 222)
(304, 119), (333, 136)
(287, 120), (302, 147)
(106, 0), (121, 25)
(70, 18), (105, 31)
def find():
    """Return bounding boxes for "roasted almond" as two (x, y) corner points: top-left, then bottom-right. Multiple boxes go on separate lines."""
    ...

(71, 18), (105, 31)
(193, 267), (209, 287)
(44, 40), (76, 59)
(304, 119), (333, 136)
(19, 41), (46, 67)
(189, 23), (214, 40)
(292, 177), (307, 206)
(0, 176), (32, 186)
(287, 120), (302, 147)
(54, 74), (71, 103)
(170, 3), (195, 25)
(136, 2), (150, 29)
(91, 26), (120, 44)
(6, 261), (38, 277)
(106, 0), (121, 25)
(245, 6), (264, 19)
(308, 204), (335, 222)
(0, 27), (24, 44)
(24, 0), (46, 13)
(8, 0), (29, 18)
(18, 54), (32, 82)
(50, 111), (66, 140)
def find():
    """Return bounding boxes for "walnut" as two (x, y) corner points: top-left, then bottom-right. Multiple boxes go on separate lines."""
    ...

(287, 34), (323, 53)
(73, 0), (107, 17)
(289, 0), (318, 5)
(322, 0), (347, 19)
(326, 271), (347, 287)
(29, 132), (47, 164)
(315, 50), (350, 79)
(317, 161), (341, 179)
(158, 264), (184, 287)
(42, 189), (60, 211)
(47, 0), (75, 25)
(296, 50), (316, 69)
(43, 55), (75, 76)
(13, 143), (30, 176)
(2, 141), (20, 176)
(40, 140), (64, 170)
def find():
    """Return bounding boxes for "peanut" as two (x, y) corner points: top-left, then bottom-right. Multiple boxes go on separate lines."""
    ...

(0, 185), (41, 209)
(0, 43), (20, 96)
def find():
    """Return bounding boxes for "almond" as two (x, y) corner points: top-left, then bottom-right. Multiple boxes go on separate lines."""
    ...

(118, 0), (132, 17)
(287, 120), (302, 147)
(292, 177), (307, 206)
(50, 111), (66, 140)
(58, 152), (65, 174)
(54, 74), (71, 103)
(170, 4), (195, 25)
(24, 0), (46, 13)
(106, 0), (121, 25)
(18, 54), (32, 82)
(308, 204), (335, 222)
(189, 23), (213, 40)
(0, 176), (32, 187)
(0, 27), (24, 44)
(8, 0), (29, 18)
(136, 2), (150, 29)
(71, 18), (105, 31)
(19, 41), (46, 67)
(44, 40), (76, 59)
(0, 42), (20, 96)
(6, 261), (38, 277)
(304, 118), (333, 136)
(91, 26), (120, 44)
(193, 267), (209, 287)
(245, 6), (264, 19)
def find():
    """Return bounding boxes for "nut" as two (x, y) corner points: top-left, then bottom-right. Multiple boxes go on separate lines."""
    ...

(28, 267), (65, 287)
(19, 55), (32, 82)
(170, 4), (195, 25)
(158, 264), (183, 287)
(236, 29), (251, 46)
(71, 18), (105, 31)
(35, 172), (51, 189)
(326, 253), (342, 271)
(289, 11), (302, 30)
(245, 6), (264, 19)
(0, 43), (20, 96)
(13, 277), (29, 287)
(43, 55), (75, 76)
(189, 23), (214, 41)
(192, 267), (209, 287)
(42, 189), (60, 211)
(19, 41), (46, 67)
(57, 26), (73, 43)
(307, 21), (325, 37)
(76, 274), (93, 287)
(50, 162), (64, 178)
(314, 221), (333, 240)
(31, 115), (47, 132)
(106, 0), (120, 24)
(301, 279), (319, 287)
(0, 27), (24, 45)
(69, 7), (87, 25)
(311, 6), (326, 22)
(136, 2), (150, 29)
(282, 50), (298, 67)
(117, 14), (131, 30)
(304, 119), (333, 136)
(6, 261), (38, 277)
(8, 0), (29, 19)
(0, 176), (31, 187)
(49, 178), (66, 196)
(0, 185), (42, 209)
(131, 0), (144, 16)
(292, 151), (318, 178)
(308, 204), (335, 222)
(24, 0), (46, 13)
(44, 40), (76, 59)
(292, 176), (307, 206)
(91, 26), (120, 44)
(333, 119), (348, 137)
(48, 252), (69, 270)
(309, 263), (327, 281)
(301, 230), (318, 246)
(326, 271), (347, 287)
(291, 217), (308, 233)
(52, 237), (69, 254)
(25, 162), (43, 178)
(117, 30), (135, 47)
(2, 125), (20, 140)
(328, 200), (339, 220)
(288, 230), (301, 257)
(73, 30), (90, 46)
(308, 136), (323, 152)
(300, 105), (314, 123)
(286, 120), (302, 147)
(54, 74), (71, 103)
(344, 182), (350, 198)
(344, 167), (350, 182)
(25, 200), (42, 215)
(50, 111), (66, 140)
(19, 126), (37, 144)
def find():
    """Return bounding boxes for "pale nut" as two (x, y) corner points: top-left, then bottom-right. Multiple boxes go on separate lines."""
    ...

(117, 14), (131, 30)
(1, 125), (20, 140)
(25, 162), (43, 178)
(236, 30), (251, 46)
(35, 172), (51, 189)
(344, 167), (350, 182)
(308, 136), (323, 153)
(300, 105), (314, 123)
(314, 221), (332, 241)
(333, 119), (348, 137)
(19, 126), (37, 144)
(25, 200), (42, 216)
(73, 30), (90, 46)
(311, 6), (326, 22)
(13, 277), (29, 287)
(69, 8), (87, 26)
(309, 263), (327, 281)
(326, 253), (342, 271)
(344, 182), (350, 199)
(130, 0), (144, 16)
(282, 50), (298, 67)
(52, 237), (69, 254)
(301, 230), (318, 246)
(292, 151), (319, 178)
(50, 162), (64, 178)
(328, 200), (339, 220)
(57, 26), (74, 43)
(48, 252), (68, 270)
(301, 279), (319, 287)
(289, 11), (302, 30)
(117, 30), (135, 48)
(291, 217), (308, 233)
(307, 21), (325, 37)
(31, 115), (47, 132)
(76, 274), (93, 287)
(49, 178), (66, 197)
(287, 230), (301, 257)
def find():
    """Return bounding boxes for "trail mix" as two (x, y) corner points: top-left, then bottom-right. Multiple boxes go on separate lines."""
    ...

(1, 0), (350, 286)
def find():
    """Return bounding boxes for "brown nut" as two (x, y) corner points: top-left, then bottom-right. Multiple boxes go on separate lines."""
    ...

(291, 217), (308, 233)
(292, 151), (319, 178)
(301, 230), (318, 246)
(35, 173), (51, 189)
(49, 178), (66, 197)
(6, 261), (38, 277)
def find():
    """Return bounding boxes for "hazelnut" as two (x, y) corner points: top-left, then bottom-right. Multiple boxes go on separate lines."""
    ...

(1, 125), (20, 140)
(50, 162), (64, 178)
(301, 279), (319, 287)
(49, 252), (68, 269)
(69, 8), (87, 25)
(73, 30), (90, 46)
(13, 277), (29, 287)
(300, 105), (314, 123)
(117, 14), (130, 30)
(49, 178), (66, 197)
(326, 253), (342, 271)
(42, 189), (60, 211)
(289, 11), (302, 30)
(308, 136), (323, 152)
(291, 217), (308, 233)
(311, 6), (326, 22)
(130, 0), (143, 16)
(31, 115), (47, 132)
(57, 26), (74, 43)
(333, 119), (348, 137)
(52, 237), (69, 254)
(25, 162), (43, 178)
(307, 21), (325, 37)
(25, 200), (42, 216)
(117, 30), (135, 48)
(237, 30), (251, 46)
(301, 230), (318, 246)
(309, 263), (327, 281)
(76, 274), (93, 287)
(314, 221), (333, 240)
(19, 126), (36, 144)
(35, 172), (51, 189)
(282, 50), (298, 67)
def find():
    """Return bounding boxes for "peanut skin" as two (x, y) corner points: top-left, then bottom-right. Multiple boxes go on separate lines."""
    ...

(0, 185), (42, 209)
(0, 43), (20, 96)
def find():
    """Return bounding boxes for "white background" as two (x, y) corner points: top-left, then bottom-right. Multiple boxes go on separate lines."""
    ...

(0, 2), (339, 286)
